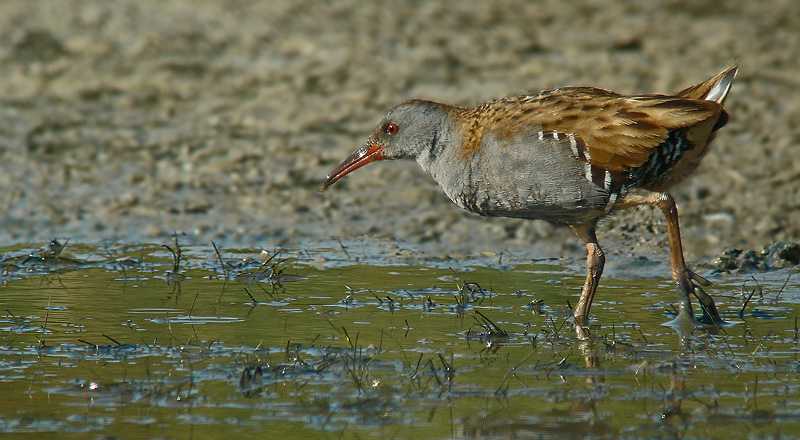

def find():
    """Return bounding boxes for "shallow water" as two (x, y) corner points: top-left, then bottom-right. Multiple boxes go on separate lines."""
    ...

(2, 241), (800, 439)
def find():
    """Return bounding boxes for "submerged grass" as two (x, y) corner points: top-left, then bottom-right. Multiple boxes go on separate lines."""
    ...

(0, 239), (799, 439)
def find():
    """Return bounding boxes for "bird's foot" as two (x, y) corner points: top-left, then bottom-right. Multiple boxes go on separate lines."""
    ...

(693, 284), (726, 327)
(676, 269), (726, 327)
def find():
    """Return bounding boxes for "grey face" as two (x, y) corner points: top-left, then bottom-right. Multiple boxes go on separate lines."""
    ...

(320, 99), (448, 190)
(367, 100), (447, 160)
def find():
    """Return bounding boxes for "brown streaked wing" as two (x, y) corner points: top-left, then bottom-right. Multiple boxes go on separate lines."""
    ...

(478, 88), (721, 172)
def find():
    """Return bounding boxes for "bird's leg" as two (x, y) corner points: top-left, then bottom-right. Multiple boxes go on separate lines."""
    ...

(570, 222), (604, 327)
(616, 189), (723, 325)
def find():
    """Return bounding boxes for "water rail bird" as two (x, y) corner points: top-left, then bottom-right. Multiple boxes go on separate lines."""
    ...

(321, 66), (738, 326)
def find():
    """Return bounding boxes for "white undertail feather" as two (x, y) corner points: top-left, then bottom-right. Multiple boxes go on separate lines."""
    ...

(704, 66), (738, 104)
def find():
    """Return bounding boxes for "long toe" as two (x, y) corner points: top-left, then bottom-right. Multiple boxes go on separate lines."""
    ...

(689, 270), (712, 287)
(693, 284), (726, 327)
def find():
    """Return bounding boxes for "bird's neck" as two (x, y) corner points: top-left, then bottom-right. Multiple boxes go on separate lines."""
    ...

(414, 107), (460, 176)
(414, 109), (478, 209)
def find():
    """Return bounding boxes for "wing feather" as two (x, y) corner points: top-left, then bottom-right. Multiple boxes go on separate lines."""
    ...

(468, 87), (721, 172)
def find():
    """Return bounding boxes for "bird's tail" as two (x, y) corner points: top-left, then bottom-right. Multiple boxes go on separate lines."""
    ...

(676, 65), (738, 105)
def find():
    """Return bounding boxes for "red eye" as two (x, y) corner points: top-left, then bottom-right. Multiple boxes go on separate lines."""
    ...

(384, 123), (398, 135)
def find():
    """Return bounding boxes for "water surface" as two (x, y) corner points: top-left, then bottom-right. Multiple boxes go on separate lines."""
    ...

(1, 241), (799, 439)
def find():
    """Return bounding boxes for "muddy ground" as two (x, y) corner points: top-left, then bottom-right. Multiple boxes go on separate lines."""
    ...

(0, 0), (798, 265)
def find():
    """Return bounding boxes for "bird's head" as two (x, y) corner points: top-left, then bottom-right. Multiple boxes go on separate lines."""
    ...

(320, 99), (449, 190)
